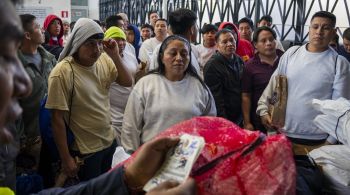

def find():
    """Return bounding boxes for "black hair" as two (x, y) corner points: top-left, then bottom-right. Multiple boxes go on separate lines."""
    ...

(150, 35), (212, 111)
(105, 15), (124, 29)
(168, 8), (197, 36)
(215, 29), (234, 42)
(311, 11), (336, 28)
(148, 10), (159, 20)
(155, 18), (167, 25)
(238, 17), (254, 29)
(259, 15), (273, 24)
(214, 22), (222, 28)
(19, 14), (36, 32)
(141, 23), (154, 31)
(94, 19), (101, 26)
(201, 23), (218, 34)
(343, 28), (350, 40)
(252, 26), (277, 43)
(87, 33), (104, 40)
(70, 21), (76, 31)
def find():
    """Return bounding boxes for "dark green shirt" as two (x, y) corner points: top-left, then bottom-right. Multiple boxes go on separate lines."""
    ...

(17, 45), (56, 141)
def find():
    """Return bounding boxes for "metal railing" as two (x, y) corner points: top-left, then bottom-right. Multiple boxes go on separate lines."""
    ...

(99, 0), (350, 44)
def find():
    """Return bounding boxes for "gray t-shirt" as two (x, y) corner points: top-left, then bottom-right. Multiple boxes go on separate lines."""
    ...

(23, 52), (42, 71)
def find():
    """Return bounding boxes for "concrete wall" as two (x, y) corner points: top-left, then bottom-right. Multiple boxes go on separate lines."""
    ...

(88, 0), (99, 20)
(16, 0), (71, 25)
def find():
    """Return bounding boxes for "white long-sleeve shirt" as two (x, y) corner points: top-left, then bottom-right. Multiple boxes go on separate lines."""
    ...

(121, 74), (216, 153)
(109, 51), (138, 143)
(257, 45), (350, 141)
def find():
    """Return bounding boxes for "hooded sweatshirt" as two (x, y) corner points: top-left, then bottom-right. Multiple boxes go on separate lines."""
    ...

(127, 24), (142, 62)
(58, 18), (103, 62)
(43, 14), (64, 47)
(218, 22), (254, 62)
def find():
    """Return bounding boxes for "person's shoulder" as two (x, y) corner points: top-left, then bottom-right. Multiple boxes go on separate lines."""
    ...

(133, 74), (161, 93)
(38, 45), (56, 62)
(142, 37), (155, 45)
(244, 55), (259, 67)
(205, 52), (221, 64)
(50, 57), (74, 75)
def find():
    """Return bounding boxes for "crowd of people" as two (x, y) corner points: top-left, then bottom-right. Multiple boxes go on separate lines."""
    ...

(1, 0), (350, 194)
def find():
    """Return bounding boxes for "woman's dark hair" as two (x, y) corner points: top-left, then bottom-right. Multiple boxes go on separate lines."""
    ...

(150, 35), (213, 111)
(253, 26), (277, 43)
(153, 35), (193, 76)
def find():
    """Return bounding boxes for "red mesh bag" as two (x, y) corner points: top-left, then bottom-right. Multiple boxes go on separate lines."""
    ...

(118, 116), (296, 195)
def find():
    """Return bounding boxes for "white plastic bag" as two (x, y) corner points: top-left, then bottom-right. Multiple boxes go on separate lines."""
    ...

(111, 146), (130, 168)
(309, 145), (350, 194)
(312, 98), (350, 147)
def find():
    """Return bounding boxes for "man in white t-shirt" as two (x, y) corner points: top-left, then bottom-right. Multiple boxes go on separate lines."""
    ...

(138, 19), (167, 66)
(195, 24), (218, 72)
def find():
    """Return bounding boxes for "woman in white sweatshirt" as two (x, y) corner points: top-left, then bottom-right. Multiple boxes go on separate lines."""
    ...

(121, 35), (216, 153)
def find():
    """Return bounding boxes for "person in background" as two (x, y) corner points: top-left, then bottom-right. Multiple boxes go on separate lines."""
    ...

(338, 27), (350, 62)
(42, 14), (64, 59)
(141, 23), (154, 41)
(219, 22), (254, 62)
(70, 21), (76, 32)
(43, 14), (64, 47)
(257, 15), (285, 52)
(104, 27), (139, 145)
(105, 15), (125, 30)
(139, 19), (168, 67)
(121, 35), (216, 153)
(241, 26), (284, 133)
(329, 33), (339, 52)
(46, 18), (132, 182)
(16, 14), (56, 181)
(117, 13), (129, 31)
(257, 11), (350, 151)
(126, 24), (142, 62)
(204, 29), (244, 124)
(238, 17), (254, 43)
(62, 20), (70, 46)
(105, 15), (136, 57)
(100, 21), (107, 32)
(149, 10), (159, 27)
(195, 23), (218, 74)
